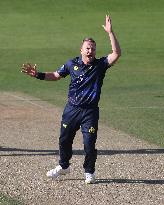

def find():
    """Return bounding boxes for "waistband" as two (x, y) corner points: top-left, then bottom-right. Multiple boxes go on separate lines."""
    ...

(68, 102), (98, 109)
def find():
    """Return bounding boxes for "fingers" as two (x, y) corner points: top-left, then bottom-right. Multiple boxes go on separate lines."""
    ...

(21, 64), (27, 73)
(21, 63), (30, 70)
(103, 14), (111, 28)
(34, 64), (37, 70)
(21, 63), (36, 70)
(106, 14), (111, 23)
(21, 63), (29, 73)
(106, 14), (109, 22)
(102, 14), (112, 34)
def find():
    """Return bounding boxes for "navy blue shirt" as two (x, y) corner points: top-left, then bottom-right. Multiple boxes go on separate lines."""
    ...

(57, 56), (111, 108)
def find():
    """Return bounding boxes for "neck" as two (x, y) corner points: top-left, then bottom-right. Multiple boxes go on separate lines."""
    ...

(82, 56), (94, 65)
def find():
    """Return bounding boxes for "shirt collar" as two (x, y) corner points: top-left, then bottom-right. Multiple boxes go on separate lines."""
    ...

(78, 56), (96, 66)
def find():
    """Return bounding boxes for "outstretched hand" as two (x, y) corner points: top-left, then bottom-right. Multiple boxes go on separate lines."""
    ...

(21, 63), (38, 77)
(102, 15), (112, 34)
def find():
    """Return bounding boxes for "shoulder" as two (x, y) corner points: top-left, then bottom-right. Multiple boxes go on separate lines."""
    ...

(97, 56), (108, 62)
(65, 56), (79, 66)
(57, 58), (78, 77)
(94, 56), (109, 65)
(95, 56), (111, 70)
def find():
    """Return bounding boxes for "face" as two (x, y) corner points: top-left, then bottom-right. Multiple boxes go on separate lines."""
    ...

(80, 41), (96, 64)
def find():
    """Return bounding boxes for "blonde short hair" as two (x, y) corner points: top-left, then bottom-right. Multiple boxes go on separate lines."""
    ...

(81, 37), (96, 48)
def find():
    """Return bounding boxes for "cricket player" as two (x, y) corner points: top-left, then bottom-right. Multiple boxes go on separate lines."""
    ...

(21, 15), (121, 184)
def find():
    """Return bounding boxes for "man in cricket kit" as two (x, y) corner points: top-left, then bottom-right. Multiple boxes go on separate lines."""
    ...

(21, 15), (121, 184)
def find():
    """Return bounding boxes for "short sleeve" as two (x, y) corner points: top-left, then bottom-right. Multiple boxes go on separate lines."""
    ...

(57, 62), (70, 78)
(100, 56), (111, 71)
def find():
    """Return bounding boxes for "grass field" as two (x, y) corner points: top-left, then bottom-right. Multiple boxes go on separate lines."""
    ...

(0, 193), (23, 205)
(0, 0), (164, 148)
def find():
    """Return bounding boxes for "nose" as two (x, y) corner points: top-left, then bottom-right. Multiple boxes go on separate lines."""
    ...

(88, 48), (94, 53)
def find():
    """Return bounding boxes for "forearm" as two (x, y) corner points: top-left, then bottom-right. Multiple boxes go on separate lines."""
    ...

(36, 71), (61, 81)
(45, 72), (60, 81)
(107, 30), (121, 65)
(108, 30), (121, 56)
(102, 15), (121, 65)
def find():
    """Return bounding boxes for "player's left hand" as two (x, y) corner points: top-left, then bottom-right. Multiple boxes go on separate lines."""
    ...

(102, 15), (113, 34)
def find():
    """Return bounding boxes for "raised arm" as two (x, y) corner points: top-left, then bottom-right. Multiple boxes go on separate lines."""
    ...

(21, 63), (61, 81)
(102, 15), (121, 65)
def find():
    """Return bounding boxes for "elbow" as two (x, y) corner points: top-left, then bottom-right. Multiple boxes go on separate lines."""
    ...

(114, 48), (121, 60)
(115, 50), (121, 62)
(108, 49), (121, 65)
(117, 48), (121, 58)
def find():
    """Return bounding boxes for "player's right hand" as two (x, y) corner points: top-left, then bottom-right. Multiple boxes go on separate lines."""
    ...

(21, 63), (38, 77)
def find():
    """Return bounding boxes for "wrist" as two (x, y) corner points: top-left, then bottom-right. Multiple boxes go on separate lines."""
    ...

(35, 72), (45, 80)
(108, 30), (113, 36)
